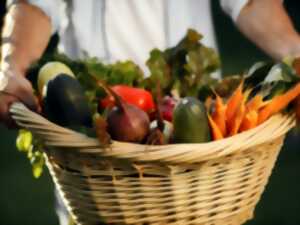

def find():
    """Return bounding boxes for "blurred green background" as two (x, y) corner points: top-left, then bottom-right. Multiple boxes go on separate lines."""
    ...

(0, 1), (299, 225)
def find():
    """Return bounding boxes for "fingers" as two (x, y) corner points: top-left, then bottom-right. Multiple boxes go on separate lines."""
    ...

(0, 94), (18, 129)
(0, 72), (40, 129)
(5, 75), (39, 112)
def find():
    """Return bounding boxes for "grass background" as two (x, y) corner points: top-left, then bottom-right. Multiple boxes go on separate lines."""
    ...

(0, 1), (300, 225)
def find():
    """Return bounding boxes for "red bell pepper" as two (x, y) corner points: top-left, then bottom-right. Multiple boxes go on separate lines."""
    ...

(100, 85), (155, 113)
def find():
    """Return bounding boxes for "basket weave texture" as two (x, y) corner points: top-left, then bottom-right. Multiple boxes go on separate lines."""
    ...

(10, 103), (295, 225)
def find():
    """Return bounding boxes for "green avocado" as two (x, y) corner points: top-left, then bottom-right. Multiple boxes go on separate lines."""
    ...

(43, 74), (92, 127)
(173, 97), (211, 143)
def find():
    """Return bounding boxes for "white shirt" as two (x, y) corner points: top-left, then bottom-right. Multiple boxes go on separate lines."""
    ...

(8, 0), (249, 71)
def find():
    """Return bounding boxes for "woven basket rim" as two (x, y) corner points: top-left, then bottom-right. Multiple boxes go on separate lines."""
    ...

(10, 102), (296, 164)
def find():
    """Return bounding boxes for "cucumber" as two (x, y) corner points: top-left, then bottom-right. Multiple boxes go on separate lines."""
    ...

(173, 97), (211, 143)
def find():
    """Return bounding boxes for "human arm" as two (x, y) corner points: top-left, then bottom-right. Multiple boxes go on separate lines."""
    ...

(0, 1), (52, 127)
(221, 0), (300, 61)
(235, 0), (300, 60)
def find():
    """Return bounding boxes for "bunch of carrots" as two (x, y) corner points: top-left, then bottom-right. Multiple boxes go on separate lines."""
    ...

(206, 81), (300, 141)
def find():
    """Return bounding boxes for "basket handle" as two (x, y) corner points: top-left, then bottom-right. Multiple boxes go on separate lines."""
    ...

(10, 101), (69, 133)
(10, 102), (101, 147)
(9, 102), (297, 164)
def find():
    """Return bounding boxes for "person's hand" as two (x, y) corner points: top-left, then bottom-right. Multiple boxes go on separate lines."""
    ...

(0, 68), (39, 128)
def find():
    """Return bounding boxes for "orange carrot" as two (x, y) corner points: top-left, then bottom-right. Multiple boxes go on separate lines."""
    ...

(258, 82), (300, 124)
(205, 96), (213, 112)
(239, 110), (258, 132)
(212, 93), (227, 136)
(228, 102), (246, 136)
(242, 88), (252, 105)
(207, 113), (224, 140)
(226, 88), (250, 136)
(226, 80), (244, 127)
(246, 94), (264, 112)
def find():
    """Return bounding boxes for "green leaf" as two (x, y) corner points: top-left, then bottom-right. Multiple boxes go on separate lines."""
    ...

(109, 61), (144, 86)
(213, 75), (242, 97)
(145, 29), (220, 98)
(265, 63), (300, 83)
(245, 61), (299, 90)
(32, 164), (43, 179)
(245, 61), (273, 88)
(30, 151), (45, 179)
(145, 49), (171, 94)
(16, 132), (46, 179)
(16, 129), (33, 152)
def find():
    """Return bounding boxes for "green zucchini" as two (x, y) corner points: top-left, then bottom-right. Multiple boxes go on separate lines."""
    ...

(173, 97), (211, 143)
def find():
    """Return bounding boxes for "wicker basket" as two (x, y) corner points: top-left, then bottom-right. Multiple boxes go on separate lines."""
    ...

(10, 102), (296, 225)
